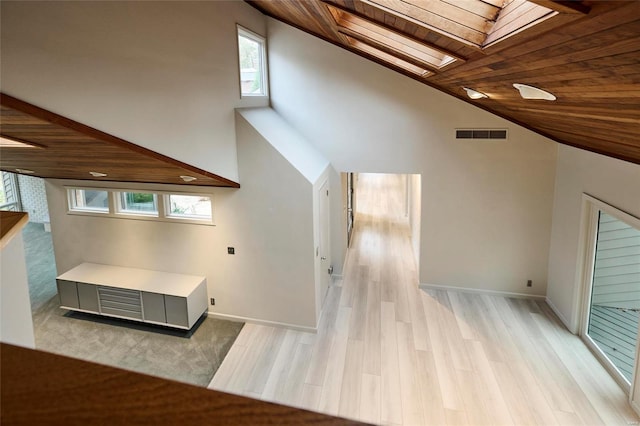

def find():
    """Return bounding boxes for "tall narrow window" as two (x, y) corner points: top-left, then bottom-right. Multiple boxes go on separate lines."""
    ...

(237, 26), (267, 97)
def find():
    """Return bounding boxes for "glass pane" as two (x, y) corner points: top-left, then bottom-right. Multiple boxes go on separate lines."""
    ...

(120, 192), (157, 214)
(587, 211), (640, 383)
(70, 189), (109, 212)
(167, 194), (211, 219)
(238, 32), (263, 95)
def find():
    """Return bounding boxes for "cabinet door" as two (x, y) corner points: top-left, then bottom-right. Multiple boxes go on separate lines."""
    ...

(57, 280), (79, 309)
(142, 292), (166, 324)
(165, 295), (189, 328)
(77, 283), (99, 313)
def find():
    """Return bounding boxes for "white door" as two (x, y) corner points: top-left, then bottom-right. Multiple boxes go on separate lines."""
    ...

(319, 179), (331, 293)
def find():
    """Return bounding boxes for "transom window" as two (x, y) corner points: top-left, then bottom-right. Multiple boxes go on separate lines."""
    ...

(237, 26), (268, 97)
(67, 187), (213, 225)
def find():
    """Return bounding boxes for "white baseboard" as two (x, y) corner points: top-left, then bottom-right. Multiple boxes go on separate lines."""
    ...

(419, 283), (546, 301)
(544, 296), (576, 334)
(207, 311), (317, 334)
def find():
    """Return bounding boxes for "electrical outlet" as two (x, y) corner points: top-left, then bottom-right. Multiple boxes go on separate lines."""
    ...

(210, 298), (215, 306)
(227, 247), (235, 255)
(527, 280), (532, 287)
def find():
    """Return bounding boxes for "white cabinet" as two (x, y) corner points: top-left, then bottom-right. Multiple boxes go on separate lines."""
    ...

(56, 263), (208, 330)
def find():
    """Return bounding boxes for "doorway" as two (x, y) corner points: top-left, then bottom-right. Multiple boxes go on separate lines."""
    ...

(580, 195), (640, 392)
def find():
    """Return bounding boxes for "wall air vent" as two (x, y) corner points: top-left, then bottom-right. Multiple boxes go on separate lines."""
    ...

(456, 129), (508, 140)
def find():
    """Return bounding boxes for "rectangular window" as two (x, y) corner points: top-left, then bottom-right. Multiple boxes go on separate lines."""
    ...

(68, 189), (109, 213)
(238, 26), (267, 97)
(118, 192), (158, 215)
(66, 187), (213, 225)
(165, 194), (212, 220)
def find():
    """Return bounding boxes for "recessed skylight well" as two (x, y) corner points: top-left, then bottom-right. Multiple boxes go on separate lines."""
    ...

(326, 3), (459, 75)
(345, 36), (432, 78)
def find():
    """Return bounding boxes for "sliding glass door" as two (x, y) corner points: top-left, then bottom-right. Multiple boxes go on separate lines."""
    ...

(585, 209), (640, 386)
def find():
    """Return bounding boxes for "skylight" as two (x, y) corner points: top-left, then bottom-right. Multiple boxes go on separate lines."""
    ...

(359, 0), (556, 48)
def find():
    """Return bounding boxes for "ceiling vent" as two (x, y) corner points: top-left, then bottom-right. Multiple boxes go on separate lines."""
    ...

(456, 129), (508, 140)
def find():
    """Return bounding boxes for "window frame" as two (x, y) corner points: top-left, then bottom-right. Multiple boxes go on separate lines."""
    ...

(65, 186), (214, 225)
(67, 188), (111, 215)
(115, 191), (160, 217)
(237, 25), (269, 98)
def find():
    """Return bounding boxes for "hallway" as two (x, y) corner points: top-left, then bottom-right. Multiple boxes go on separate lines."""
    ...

(209, 173), (637, 425)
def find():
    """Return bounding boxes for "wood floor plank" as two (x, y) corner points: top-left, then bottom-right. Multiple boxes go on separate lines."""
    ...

(338, 339), (365, 420)
(415, 349), (446, 426)
(359, 373), (381, 425)
(262, 329), (301, 401)
(380, 301), (403, 425)
(318, 306), (352, 416)
(300, 383), (322, 412)
(244, 326), (287, 394)
(362, 279), (381, 375)
(396, 321), (425, 426)
(209, 173), (639, 426)
(466, 339), (513, 425)
(532, 311), (634, 425)
(280, 342), (314, 407)
(207, 343), (247, 391)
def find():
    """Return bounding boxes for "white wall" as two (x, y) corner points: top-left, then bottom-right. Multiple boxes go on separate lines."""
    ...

(45, 111), (320, 330)
(547, 145), (640, 332)
(0, 1), (267, 183)
(267, 19), (558, 296)
(1, 230), (36, 348)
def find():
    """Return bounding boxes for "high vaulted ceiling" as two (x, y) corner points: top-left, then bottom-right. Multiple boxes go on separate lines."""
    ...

(248, 0), (640, 165)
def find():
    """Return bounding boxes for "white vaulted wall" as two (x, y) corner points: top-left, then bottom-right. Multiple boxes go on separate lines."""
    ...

(267, 19), (558, 297)
(547, 145), (640, 332)
(0, 1), (267, 182)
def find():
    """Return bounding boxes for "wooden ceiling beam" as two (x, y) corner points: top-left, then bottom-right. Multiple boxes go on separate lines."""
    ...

(0, 93), (240, 187)
(526, 0), (591, 15)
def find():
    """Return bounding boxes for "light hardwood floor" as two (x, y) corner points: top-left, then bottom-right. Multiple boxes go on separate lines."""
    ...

(209, 173), (639, 425)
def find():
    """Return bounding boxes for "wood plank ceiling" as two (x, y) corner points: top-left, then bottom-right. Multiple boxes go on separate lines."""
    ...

(248, 0), (640, 165)
(0, 94), (239, 187)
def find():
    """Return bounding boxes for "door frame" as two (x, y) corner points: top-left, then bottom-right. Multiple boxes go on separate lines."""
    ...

(578, 194), (640, 401)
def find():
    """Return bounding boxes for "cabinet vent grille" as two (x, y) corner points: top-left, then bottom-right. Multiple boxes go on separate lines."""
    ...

(456, 129), (508, 140)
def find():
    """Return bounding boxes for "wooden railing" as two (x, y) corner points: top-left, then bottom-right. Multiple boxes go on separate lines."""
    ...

(1, 343), (364, 425)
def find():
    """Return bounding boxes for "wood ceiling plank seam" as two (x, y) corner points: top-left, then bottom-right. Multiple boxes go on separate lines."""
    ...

(514, 108), (640, 125)
(440, 0), (502, 20)
(386, 0), (490, 40)
(400, 0), (498, 25)
(517, 117), (640, 144)
(479, 0), (508, 8)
